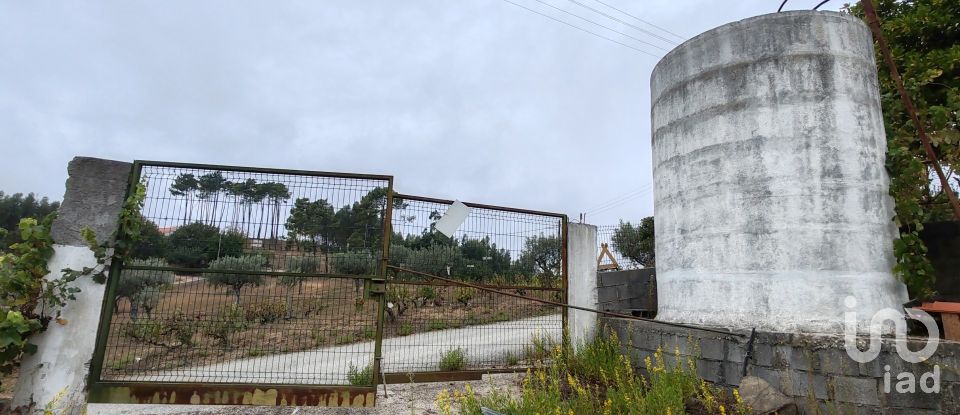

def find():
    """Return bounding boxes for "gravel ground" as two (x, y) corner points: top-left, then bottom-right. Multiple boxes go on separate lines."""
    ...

(86, 373), (522, 415)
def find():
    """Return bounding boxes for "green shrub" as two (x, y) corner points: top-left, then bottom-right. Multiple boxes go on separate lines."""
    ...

(247, 347), (265, 357)
(129, 215), (168, 260)
(169, 313), (197, 346)
(203, 304), (248, 346)
(523, 332), (554, 363)
(427, 319), (448, 331)
(123, 320), (165, 342)
(244, 300), (287, 324)
(165, 223), (245, 269)
(330, 252), (376, 275)
(347, 362), (373, 385)
(439, 348), (466, 371)
(437, 331), (748, 415)
(362, 327), (376, 340)
(417, 286), (437, 300)
(454, 287), (475, 307)
(335, 333), (356, 345)
(397, 324), (414, 336)
(109, 353), (135, 370)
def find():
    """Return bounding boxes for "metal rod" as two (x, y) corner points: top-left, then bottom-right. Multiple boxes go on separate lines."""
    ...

(860, 0), (960, 220)
(392, 193), (567, 219)
(741, 328), (757, 377)
(386, 265), (745, 337)
(385, 279), (562, 292)
(373, 183), (395, 391)
(134, 159), (393, 182)
(560, 216), (570, 334)
(123, 265), (381, 280)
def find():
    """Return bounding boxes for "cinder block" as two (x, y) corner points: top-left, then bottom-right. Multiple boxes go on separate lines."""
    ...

(697, 359), (722, 383)
(859, 359), (882, 378)
(818, 348), (857, 376)
(787, 370), (829, 400)
(700, 337), (724, 360)
(723, 361), (744, 387)
(773, 345), (793, 370)
(597, 286), (621, 304)
(635, 330), (662, 352)
(751, 367), (782, 390)
(753, 343), (774, 367)
(790, 347), (820, 372)
(725, 340), (745, 364)
(941, 381), (960, 414)
(833, 376), (880, 406)
(881, 382), (941, 410)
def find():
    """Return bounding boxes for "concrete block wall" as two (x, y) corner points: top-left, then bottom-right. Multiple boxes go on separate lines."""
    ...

(604, 317), (960, 414)
(596, 268), (656, 316)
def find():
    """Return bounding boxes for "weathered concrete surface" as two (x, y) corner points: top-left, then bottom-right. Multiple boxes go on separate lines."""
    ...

(13, 157), (130, 413)
(567, 223), (598, 348)
(650, 11), (907, 333)
(51, 157), (132, 245)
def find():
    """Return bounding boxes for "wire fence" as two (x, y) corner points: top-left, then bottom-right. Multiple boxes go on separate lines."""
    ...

(96, 162), (391, 386)
(383, 194), (565, 373)
(94, 161), (570, 390)
(596, 224), (645, 271)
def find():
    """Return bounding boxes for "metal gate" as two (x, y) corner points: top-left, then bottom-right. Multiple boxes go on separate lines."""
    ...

(380, 194), (567, 382)
(88, 161), (393, 406)
(87, 160), (568, 406)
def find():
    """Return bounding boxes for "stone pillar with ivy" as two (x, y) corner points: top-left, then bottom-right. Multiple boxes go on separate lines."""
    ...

(10, 157), (131, 414)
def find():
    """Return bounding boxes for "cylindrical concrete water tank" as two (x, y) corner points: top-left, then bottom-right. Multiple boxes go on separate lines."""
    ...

(651, 11), (907, 333)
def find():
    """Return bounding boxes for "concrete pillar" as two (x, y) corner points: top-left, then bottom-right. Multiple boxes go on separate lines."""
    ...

(650, 11), (908, 333)
(12, 157), (131, 414)
(566, 223), (598, 348)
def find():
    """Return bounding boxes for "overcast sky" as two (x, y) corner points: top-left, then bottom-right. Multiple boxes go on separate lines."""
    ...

(0, 0), (843, 225)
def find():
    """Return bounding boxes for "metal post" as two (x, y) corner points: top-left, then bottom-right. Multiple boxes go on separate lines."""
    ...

(861, 0), (960, 220)
(372, 181), (395, 389)
(87, 161), (141, 386)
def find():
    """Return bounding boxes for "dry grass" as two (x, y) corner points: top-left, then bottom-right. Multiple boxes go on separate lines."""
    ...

(101, 277), (558, 376)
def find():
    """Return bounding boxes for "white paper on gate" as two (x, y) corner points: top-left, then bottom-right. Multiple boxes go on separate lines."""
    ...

(433, 201), (472, 237)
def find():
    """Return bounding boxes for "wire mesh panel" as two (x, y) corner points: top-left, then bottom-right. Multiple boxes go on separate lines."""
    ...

(383, 194), (565, 373)
(92, 161), (392, 400)
(597, 224), (647, 271)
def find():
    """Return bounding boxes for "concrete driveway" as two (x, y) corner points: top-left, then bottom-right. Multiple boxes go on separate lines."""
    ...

(123, 314), (561, 385)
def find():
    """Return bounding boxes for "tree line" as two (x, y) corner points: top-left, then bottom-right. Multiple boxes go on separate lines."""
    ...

(0, 192), (60, 251)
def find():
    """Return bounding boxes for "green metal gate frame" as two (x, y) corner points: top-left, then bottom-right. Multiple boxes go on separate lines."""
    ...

(87, 161), (394, 407)
(86, 160), (569, 406)
(378, 193), (568, 382)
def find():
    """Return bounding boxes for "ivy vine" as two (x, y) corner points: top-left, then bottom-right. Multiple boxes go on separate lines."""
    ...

(0, 179), (147, 391)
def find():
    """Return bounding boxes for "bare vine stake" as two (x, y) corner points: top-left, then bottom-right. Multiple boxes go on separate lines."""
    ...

(861, 0), (960, 220)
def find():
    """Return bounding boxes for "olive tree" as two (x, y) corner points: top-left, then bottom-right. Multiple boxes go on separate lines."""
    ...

(206, 255), (266, 306)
